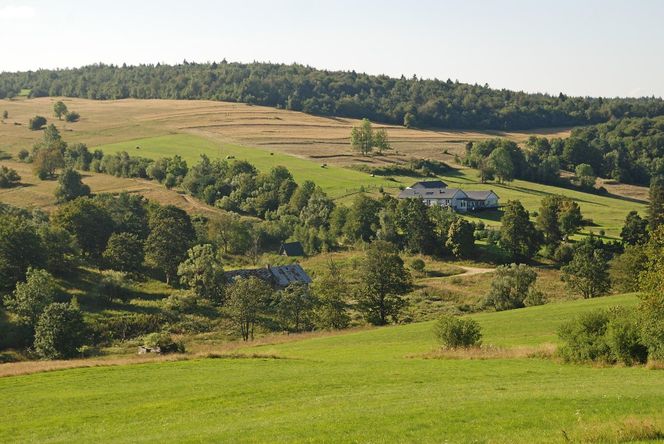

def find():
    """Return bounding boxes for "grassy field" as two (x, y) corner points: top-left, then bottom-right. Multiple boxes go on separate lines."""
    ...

(97, 133), (647, 237)
(1, 294), (662, 443)
(0, 97), (648, 236)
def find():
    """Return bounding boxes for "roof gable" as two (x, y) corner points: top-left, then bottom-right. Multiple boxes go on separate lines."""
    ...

(410, 180), (448, 190)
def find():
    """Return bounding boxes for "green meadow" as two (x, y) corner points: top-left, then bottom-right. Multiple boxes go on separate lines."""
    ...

(1, 293), (661, 443)
(96, 134), (646, 237)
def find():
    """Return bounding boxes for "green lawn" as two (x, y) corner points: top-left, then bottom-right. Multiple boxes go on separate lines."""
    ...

(96, 134), (645, 237)
(1, 293), (661, 443)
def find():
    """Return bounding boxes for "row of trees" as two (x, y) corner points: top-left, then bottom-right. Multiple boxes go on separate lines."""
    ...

(3, 61), (664, 130)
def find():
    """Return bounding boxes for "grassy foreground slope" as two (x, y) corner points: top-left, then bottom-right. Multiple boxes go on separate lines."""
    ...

(2, 294), (661, 443)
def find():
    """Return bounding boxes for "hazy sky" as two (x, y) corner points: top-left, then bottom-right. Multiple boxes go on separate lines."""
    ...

(1, 0), (663, 97)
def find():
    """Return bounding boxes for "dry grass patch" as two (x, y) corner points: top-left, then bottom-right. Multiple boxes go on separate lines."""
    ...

(415, 343), (557, 360)
(572, 416), (664, 443)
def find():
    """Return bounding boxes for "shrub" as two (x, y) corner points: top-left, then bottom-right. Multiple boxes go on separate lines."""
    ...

(484, 263), (539, 311)
(17, 149), (30, 161)
(142, 332), (185, 354)
(0, 165), (21, 188)
(88, 313), (164, 344)
(164, 290), (199, 314)
(410, 258), (425, 274)
(28, 115), (47, 130)
(97, 271), (132, 303)
(64, 111), (80, 122)
(433, 315), (482, 349)
(33, 302), (86, 359)
(557, 307), (648, 365)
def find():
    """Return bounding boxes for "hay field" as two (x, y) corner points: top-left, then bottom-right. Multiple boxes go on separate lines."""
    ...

(0, 97), (572, 166)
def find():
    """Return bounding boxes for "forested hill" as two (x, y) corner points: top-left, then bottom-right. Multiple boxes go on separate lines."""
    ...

(2, 61), (664, 130)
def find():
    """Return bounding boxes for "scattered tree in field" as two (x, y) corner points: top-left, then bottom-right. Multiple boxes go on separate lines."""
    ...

(620, 211), (648, 245)
(445, 218), (475, 258)
(274, 282), (317, 332)
(357, 240), (413, 325)
(350, 119), (391, 155)
(103, 232), (144, 273)
(54, 168), (90, 202)
(145, 205), (196, 284)
(537, 195), (583, 249)
(64, 111), (80, 122)
(225, 276), (272, 341)
(561, 239), (611, 298)
(434, 315), (482, 349)
(53, 101), (68, 120)
(350, 118), (374, 155)
(312, 261), (351, 330)
(5, 268), (57, 326)
(574, 163), (596, 188)
(28, 115), (47, 130)
(477, 158), (495, 183)
(373, 128), (391, 154)
(648, 175), (664, 231)
(499, 200), (541, 261)
(2, 110), (7, 120)
(38, 225), (79, 275)
(0, 215), (44, 291)
(403, 112), (416, 128)
(177, 244), (225, 303)
(396, 198), (436, 254)
(33, 301), (85, 359)
(53, 198), (114, 260)
(485, 263), (542, 311)
(609, 244), (647, 293)
(17, 149), (29, 161)
(488, 146), (514, 183)
(638, 226), (664, 360)
(32, 147), (64, 180)
(0, 166), (21, 188)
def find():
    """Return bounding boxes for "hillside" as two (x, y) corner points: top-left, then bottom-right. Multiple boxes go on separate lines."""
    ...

(0, 97), (648, 237)
(2, 62), (664, 130)
(2, 294), (661, 443)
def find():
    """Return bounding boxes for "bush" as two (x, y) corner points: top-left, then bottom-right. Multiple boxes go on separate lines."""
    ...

(484, 263), (539, 311)
(17, 149), (30, 161)
(88, 313), (164, 345)
(410, 258), (425, 274)
(142, 332), (185, 354)
(64, 111), (80, 122)
(164, 290), (199, 314)
(28, 115), (47, 130)
(33, 302), (86, 359)
(557, 307), (648, 365)
(97, 271), (132, 303)
(0, 165), (21, 188)
(433, 315), (482, 349)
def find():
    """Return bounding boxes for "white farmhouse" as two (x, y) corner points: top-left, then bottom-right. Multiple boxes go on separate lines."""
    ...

(398, 181), (499, 212)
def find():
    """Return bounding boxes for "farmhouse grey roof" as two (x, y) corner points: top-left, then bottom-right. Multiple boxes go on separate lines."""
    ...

(279, 241), (305, 257)
(410, 180), (448, 189)
(224, 264), (312, 288)
(398, 187), (465, 199)
(463, 190), (497, 201)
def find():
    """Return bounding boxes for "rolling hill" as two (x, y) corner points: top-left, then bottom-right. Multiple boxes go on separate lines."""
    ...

(1, 294), (660, 443)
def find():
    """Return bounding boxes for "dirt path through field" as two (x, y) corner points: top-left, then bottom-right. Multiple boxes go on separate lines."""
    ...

(457, 266), (495, 276)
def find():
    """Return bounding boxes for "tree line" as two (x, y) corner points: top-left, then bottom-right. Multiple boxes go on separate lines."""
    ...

(3, 61), (664, 130)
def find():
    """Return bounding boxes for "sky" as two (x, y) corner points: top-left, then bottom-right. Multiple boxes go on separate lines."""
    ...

(1, 0), (663, 98)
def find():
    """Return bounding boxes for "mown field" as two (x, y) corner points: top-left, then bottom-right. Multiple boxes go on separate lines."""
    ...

(0, 97), (648, 237)
(1, 294), (661, 443)
(97, 133), (646, 237)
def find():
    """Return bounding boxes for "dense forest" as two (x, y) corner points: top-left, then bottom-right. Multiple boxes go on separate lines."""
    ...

(2, 61), (664, 130)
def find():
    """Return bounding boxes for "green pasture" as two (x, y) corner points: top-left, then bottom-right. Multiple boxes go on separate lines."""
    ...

(95, 134), (646, 237)
(2, 293), (661, 443)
